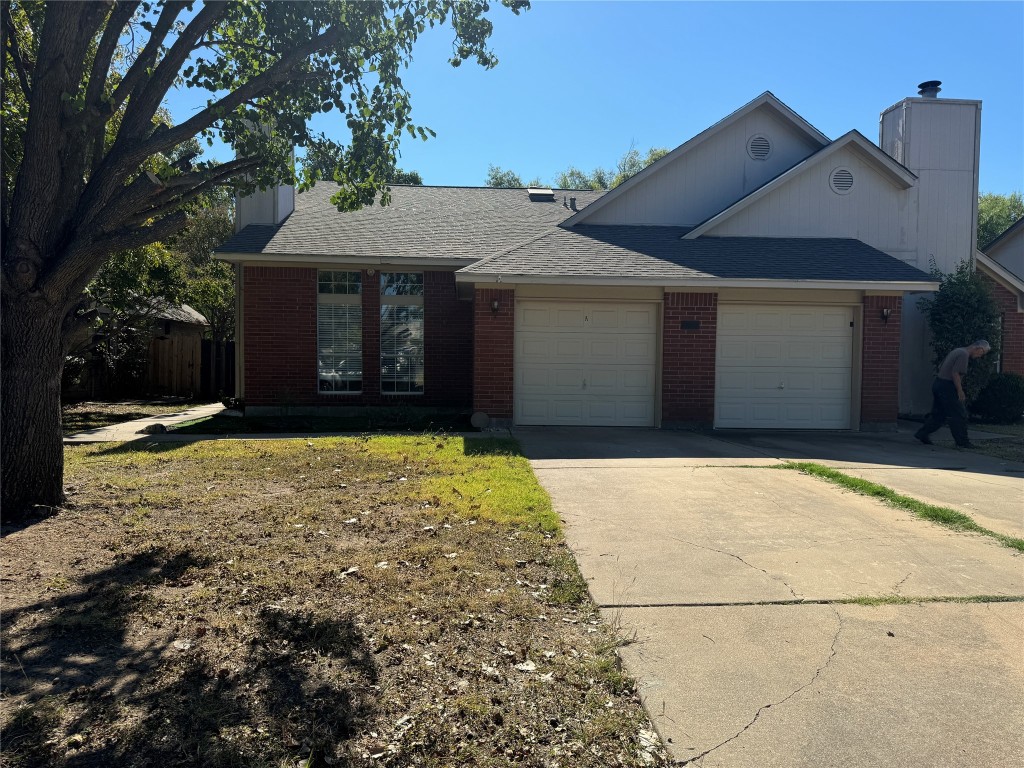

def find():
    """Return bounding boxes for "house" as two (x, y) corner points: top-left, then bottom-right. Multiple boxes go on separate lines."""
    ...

(218, 82), (996, 430)
(977, 217), (1024, 375)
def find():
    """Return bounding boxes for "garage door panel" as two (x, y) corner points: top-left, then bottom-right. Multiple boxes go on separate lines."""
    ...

(716, 304), (853, 429)
(515, 301), (657, 427)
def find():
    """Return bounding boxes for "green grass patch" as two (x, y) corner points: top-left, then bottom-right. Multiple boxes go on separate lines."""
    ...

(839, 594), (1024, 607)
(781, 461), (1024, 552)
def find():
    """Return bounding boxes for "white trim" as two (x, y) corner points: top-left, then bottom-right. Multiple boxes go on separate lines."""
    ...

(561, 91), (830, 227)
(455, 272), (938, 292)
(682, 131), (917, 240)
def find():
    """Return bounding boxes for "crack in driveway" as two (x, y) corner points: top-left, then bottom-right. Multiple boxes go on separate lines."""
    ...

(676, 607), (844, 766)
(669, 536), (802, 601)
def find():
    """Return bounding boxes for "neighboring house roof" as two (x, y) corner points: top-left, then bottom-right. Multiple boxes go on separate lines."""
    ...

(149, 299), (209, 326)
(983, 215), (1024, 254)
(563, 91), (832, 227)
(683, 130), (918, 239)
(217, 184), (604, 265)
(457, 227), (937, 289)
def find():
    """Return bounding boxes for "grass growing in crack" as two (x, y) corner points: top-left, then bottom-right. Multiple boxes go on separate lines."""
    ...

(841, 594), (1024, 607)
(780, 462), (1024, 552)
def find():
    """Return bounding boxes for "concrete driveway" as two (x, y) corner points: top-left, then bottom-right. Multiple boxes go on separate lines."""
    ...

(516, 427), (1024, 767)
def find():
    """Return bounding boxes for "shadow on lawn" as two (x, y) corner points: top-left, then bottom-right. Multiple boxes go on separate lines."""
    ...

(1, 548), (378, 768)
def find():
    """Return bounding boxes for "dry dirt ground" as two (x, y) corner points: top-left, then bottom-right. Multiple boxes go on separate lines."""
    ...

(1, 436), (668, 768)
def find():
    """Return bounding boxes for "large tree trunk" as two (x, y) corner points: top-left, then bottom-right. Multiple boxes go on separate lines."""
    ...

(1, 292), (67, 519)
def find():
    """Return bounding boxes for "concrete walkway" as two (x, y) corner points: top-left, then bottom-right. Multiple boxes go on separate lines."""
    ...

(64, 402), (226, 443)
(516, 427), (1024, 768)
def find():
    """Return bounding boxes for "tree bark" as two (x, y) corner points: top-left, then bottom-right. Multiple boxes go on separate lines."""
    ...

(1, 291), (67, 519)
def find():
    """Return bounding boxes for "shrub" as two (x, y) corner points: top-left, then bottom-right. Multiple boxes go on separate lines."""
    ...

(918, 260), (1002, 404)
(971, 373), (1024, 424)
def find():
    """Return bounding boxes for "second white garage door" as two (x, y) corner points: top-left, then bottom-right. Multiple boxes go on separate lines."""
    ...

(515, 301), (657, 426)
(716, 305), (855, 429)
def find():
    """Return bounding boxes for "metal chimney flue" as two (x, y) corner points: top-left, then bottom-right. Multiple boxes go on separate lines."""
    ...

(917, 80), (942, 98)
(569, 197), (577, 211)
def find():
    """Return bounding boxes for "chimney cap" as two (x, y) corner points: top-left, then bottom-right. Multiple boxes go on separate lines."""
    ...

(917, 80), (942, 97)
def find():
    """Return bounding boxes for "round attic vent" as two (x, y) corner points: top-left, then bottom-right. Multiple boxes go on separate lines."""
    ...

(746, 134), (772, 161)
(830, 167), (854, 195)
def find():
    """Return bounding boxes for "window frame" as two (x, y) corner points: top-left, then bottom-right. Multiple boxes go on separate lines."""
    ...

(379, 272), (425, 395)
(317, 270), (363, 394)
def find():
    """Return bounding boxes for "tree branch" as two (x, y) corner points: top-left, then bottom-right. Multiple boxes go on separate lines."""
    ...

(151, 26), (345, 158)
(3, 5), (33, 97)
(108, 2), (187, 114)
(116, 2), (226, 138)
(124, 157), (263, 226)
(84, 1), (141, 116)
(96, 211), (189, 254)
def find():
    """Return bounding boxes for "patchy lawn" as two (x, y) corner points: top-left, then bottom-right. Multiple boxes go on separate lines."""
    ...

(172, 409), (474, 435)
(62, 399), (201, 435)
(1, 436), (668, 768)
(929, 422), (1024, 464)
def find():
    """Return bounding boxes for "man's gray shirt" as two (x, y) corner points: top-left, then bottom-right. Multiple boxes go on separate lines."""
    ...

(937, 347), (969, 380)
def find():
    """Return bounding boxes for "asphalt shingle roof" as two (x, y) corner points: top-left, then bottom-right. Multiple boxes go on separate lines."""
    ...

(218, 184), (933, 285)
(217, 184), (605, 260)
(459, 226), (935, 283)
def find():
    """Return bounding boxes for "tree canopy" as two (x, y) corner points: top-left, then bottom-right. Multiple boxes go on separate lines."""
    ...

(1, 0), (529, 516)
(489, 145), (669, 191)
(978, 191), (1024, 251)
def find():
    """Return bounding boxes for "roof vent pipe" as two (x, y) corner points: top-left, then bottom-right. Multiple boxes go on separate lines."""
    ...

(917, 80), (941, 98)
(569, 197), (577, 211)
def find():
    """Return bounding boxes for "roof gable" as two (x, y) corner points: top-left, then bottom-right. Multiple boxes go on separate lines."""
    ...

(976, 251), (1024, 310)
(563, 92), (831, 228)
(684, 131), (917, 240)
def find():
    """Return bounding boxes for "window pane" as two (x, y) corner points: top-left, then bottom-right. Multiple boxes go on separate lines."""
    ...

(380, 305), (424, 393)
(380, 272), (424, 296)
(319, 270), (361, 295)
(318, 304), (362, 392)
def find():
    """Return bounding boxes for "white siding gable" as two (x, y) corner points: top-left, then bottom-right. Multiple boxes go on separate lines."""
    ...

(987, 223), (1024, 280)
(583, 106), (822, 227)
(703, 145), (918, 266)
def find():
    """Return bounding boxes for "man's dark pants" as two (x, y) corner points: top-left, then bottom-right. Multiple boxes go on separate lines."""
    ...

(916, 378), (969, 446)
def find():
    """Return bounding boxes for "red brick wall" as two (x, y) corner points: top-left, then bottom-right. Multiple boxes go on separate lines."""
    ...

(980, 274), (1024, 375)
(472, 288), (515, 419)
(860, 295), (902, 425)
(242, 267), (473, 408)
(424, 272), (473, 406)
(662, 292), (717, 425)
(243, 266), (318, 406)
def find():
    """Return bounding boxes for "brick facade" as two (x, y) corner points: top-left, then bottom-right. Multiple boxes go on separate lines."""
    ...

(860, 295), (903, 427)
(242, 267), (473, 409)
(980, 274), (1024, 375)
(242, 266), (319, 407)
(472, 288), (515, 420)
(662, 292), (718, 425)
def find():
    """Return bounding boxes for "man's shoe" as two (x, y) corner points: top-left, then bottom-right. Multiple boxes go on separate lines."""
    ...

(914, 431), (932, 445)
(956, 442), (975, 449)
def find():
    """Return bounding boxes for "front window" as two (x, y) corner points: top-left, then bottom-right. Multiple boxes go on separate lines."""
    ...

(380, 272), (424, 394)
(317, 270), (362, 393)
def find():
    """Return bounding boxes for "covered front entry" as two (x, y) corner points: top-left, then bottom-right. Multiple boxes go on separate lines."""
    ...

(514, 300), (658, 426)
(715, 304), (855, 429)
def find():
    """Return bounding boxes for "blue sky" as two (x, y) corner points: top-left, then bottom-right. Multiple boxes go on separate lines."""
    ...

(164, 1), (1024, 194)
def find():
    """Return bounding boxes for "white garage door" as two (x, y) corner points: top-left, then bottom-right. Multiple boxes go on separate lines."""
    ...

(716, 305), (854, 429)
(515, 301), (657, 426)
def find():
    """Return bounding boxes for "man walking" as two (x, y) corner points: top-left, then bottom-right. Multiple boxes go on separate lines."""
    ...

(914, 340), (991, 448)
